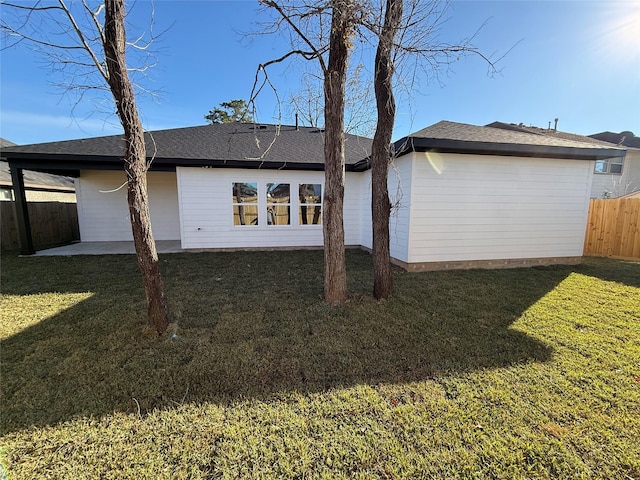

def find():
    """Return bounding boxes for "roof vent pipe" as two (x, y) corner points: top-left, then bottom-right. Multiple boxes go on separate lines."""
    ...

(554, 118), (559, 132)
(295, 113), (299, 130)
(548, 121), (551, 130)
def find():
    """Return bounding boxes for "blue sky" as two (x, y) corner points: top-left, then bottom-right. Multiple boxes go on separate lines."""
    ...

(1, 0), (639, 145)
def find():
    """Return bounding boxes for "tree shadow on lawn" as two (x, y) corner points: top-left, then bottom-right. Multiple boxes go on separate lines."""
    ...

(574, 256), (640, 288)
(0, 249), (588, 435)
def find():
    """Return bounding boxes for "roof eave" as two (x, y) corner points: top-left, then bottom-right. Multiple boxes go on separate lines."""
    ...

(3, 153), (336, 174)
(394, 137), (626, 161)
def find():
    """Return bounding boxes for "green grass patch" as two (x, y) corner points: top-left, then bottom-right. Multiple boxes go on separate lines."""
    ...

(1, 250), (638, 479)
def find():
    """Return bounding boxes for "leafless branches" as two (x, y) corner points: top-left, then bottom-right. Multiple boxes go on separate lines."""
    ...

(287, 63), (376, 136)
(1, 0), (172, 333)
(1, 0), (164, 110)
(251, 0), (508, 133)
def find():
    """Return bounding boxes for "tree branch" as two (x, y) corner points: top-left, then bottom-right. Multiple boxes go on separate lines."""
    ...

(58, 0), (108, 81)
(260, 0), (328, 73)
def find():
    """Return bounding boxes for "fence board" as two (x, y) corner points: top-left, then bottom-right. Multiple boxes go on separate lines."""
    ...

(584, 198), (640, 260)
(1, 201), (79, 251)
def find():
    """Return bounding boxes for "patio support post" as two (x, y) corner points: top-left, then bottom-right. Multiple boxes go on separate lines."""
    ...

(9, 164), (35, 255)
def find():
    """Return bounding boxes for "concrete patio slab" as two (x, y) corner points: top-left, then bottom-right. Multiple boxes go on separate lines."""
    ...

(33, 241), (183, 256)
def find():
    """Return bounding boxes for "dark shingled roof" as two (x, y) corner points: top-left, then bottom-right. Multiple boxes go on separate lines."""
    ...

(394, 121), (625, 160)
(589, 131), (640, 149)
(1, 123), (373, 174)
(486, 121), (616, 147)
(4, 121), (626, 177)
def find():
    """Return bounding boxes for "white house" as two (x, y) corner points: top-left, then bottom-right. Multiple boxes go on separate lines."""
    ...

(588, 131), (640, 199)
(2, 120), (624, 270)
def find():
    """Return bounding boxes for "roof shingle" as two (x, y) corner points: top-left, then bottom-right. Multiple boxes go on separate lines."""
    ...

(411, 121), (619, 150)
(394, 120), (625, 160)
(1, 123), (373, 167)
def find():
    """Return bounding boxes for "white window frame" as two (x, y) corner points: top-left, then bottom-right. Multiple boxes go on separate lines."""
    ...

(298, 183), (323, 226)
(232, 181), (259, 226)
(266, 182), (292, 227)
(232, 181), (323, 228)
(594, 157), (624, 175)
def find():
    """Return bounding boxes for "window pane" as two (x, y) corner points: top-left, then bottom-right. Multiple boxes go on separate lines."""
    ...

(299, 184), (322, 225)
(268, 205), (291, 225)
(266, 183), (290, 225)
(267, 183), (290, 203)
(233, 182), (258, 226)
(299, 184), (322, 203)
(610, 161), (623, 174)
(232, 182), (257, 203)
(233, 204), (258, 226)
(299, 205), (322, 225)
(594, 160), (607, 174)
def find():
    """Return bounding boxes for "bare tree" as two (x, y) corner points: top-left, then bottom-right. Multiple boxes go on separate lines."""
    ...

(255, 1), (503, 302)
(369, 0), (402, 300)
(362, 0), (502, 300)
(1, 0), (171, 334)
(255, 0), (360, 304)
(321, 0), (354, 303)
(288, 63), (377, 137)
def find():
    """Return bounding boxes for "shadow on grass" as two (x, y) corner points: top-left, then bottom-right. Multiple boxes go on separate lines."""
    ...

(0, 249), (593, 434)
(575, 256), (640, 288)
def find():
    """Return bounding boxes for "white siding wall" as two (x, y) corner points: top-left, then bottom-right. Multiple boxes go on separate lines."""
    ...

(76, 170), (180, 241)
(358, 160), (413, 262)
(388, 157), (413, 262)
(178, 167), (365, 249)
(75, 154), (595, 267)
(406, 152), (593, 263)
(359, 170), (372, 250)
(345, 172), (365, 245)
(591, 169), (616, 199)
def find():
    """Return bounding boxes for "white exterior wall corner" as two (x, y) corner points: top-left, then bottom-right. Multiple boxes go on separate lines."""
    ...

(403, 151), (593, 265)
(76, 170), (180, 242)
(357, 158), (412, 263)
(176, 167), (366, 250)
(359, 170), (372, 250)
(345, 172), (365, 246)
(388, 155), (413, 263)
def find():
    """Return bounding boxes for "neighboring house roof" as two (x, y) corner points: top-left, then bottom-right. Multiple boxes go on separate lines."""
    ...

(0, 138), (75, 191)
(0, 138), (17, 149)
(589, 131), (640, 149)
(1, 123), (374, 174)
(395, 121), (625, 160)
(0, 161), (75, 191)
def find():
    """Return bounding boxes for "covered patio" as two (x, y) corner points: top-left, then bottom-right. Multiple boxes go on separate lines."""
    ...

(33, 240), (183, 256)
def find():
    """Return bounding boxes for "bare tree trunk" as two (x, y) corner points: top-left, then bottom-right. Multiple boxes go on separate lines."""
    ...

(371, 0), (402, 300)
(103, 0), (170, 334)
(322, 0), (351, 304)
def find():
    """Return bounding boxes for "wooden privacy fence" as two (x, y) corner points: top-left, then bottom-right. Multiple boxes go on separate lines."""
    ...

(1, 201), (80, 251)
(584, 198), (640, 260)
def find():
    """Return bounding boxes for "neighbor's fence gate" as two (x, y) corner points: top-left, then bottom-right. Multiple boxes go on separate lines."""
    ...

(583, 198), (640, 260)
(1, 201), (80, 251)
